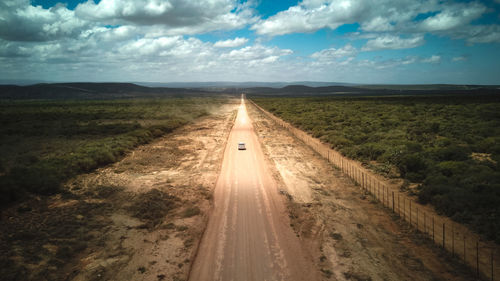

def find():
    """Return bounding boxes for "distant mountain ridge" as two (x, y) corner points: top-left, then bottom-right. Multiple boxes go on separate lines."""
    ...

(135, 81), (356, 88)
(0, 82), (208, 99)
(1, 82), (499, 99)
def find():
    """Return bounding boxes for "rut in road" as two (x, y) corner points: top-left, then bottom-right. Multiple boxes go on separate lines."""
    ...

(189, 98), (318, 281)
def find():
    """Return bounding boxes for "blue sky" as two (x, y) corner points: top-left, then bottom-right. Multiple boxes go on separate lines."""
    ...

(1, 0), (500, 84)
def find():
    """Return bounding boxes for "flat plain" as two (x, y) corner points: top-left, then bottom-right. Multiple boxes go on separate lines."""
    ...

(1, 87), (498, 281)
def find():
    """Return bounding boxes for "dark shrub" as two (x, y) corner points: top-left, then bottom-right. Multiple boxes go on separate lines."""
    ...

(397, 153), (427, 178)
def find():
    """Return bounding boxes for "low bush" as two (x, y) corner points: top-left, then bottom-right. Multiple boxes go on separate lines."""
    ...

(252, 94), (500, 242)
(0, 98), (225, 207)
(129, 189), (179, 228)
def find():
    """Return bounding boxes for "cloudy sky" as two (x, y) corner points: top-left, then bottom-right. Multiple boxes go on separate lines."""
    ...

(1, 0), (499, 84)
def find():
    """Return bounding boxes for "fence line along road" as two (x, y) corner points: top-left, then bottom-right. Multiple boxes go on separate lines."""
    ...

(248, 99), (499, 281)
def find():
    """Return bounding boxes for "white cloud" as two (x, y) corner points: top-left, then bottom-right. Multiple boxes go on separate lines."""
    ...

(0, 0), (89, 41)
(311, 44), (357, 60)
(454, 24), (500, 44)
(251, 0), (368, 36)
(0, 27), (295, 81)
(361, 17), (394, 32)
(418, 2), (486, 32)
(0, 0), (499, 84)
(220, 44), (292, 62)
(214, 37), (248, 48)
(251, 0), (438, 36)
(452, 56), (467, 62)
(75, 0), (256, 35)
(362, 35), (425, 51)
(251, 0), (500, 45)
(370, 56), (419, 69)
(421, 55), (441, 64)
(119, 36), (186, 56)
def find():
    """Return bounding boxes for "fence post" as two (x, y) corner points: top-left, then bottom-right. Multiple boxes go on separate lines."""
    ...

(398, 194), (400, 216)
(403, 198), (406, 220)
(387, 186), (390, 206)
(424, 212), (426, 234)
(477, 241), (480, 277)
(409, 200), (412, 226)
(354, 167), (356, 183)
(464, 235), (466, 264)
(417, 207), (419, 231)
(392, 191), (395, 212)
(443, 223), (446, 249)
(363, 173), (366, 193)
(352, 165), (354, 181)
(354, 166), (356, 183)
(432, 216), (435, 242)
(383, 184), (385, 206)
(492, 248), (494, 281)
(360, 170), (362, 189)
(452, 223), (455, 257)
(365, 171), (370, 190)
(386, 186), (388, 206)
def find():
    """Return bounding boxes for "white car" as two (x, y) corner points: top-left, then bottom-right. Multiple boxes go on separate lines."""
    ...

(238, 142), (246, 150)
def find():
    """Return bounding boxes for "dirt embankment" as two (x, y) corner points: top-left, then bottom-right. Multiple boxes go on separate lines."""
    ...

(0, 101), (238, 281)
(247, 102), (476, 281)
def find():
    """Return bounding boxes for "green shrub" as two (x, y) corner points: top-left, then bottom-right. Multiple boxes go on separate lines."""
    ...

(436, 161), (468, 177)
(0, 98), (225, 208)
(252, 94), (500, 241)
(182, 206), (201, 218)
(357, 143), (386, 161)
(396, 153), (427, 179)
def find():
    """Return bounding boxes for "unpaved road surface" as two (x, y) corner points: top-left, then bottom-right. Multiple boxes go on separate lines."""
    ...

(247, 101), (475, 281)
(189, 98), (319, 281)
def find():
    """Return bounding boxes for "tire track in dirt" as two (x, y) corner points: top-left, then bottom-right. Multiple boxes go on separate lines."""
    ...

(189, 98), (320, 281)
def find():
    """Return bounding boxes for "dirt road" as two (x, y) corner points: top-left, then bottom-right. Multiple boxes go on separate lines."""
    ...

(189, 98), (318, 281)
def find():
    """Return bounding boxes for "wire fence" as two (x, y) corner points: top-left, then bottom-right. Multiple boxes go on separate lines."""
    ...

(249, 99), (499, 280)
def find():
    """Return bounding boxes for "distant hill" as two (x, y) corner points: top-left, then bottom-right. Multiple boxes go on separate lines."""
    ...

(240, 84), (500, 97)
(1, 82), (498, 100)
(241, 85), (365, 94)
(0, 83), (211, 99)
(135, 81), (356, 89)
(357, 84), (500, 91)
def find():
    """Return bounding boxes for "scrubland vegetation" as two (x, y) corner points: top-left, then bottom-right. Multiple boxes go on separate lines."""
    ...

(252, 94), (500, 242)
(0, 98), (223, 206)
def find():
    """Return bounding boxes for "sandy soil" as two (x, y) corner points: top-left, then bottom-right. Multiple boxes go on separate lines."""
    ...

(0, 101), (238, 281)
(68, 102), (238, 281)
(246, 102), (476, 281)
(189, 98), (319, 281)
